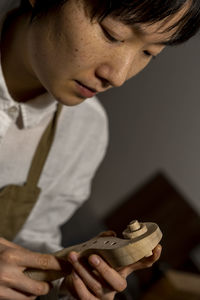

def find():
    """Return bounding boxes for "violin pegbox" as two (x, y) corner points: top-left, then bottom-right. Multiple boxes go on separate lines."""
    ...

(81, 220), (162, 268)
(24, 220), (162, 281)
(55, 220), (162, 268)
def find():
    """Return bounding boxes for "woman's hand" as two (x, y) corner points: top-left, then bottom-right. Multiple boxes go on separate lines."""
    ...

(0, 237), (62, 299)
(61, 232), (162, 300)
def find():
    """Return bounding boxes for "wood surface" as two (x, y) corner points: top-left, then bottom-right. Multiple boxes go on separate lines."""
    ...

(24, 220), (162, 282)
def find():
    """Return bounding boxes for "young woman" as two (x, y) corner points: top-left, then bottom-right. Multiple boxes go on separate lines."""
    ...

(0, 0), (199, 299)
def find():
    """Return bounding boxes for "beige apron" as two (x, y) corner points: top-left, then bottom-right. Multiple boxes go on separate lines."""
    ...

(0, 103), (62, 241)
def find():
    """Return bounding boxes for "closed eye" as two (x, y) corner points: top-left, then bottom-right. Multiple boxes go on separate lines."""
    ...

(101, 26), (121, 43)
(143, 50), (156, 59)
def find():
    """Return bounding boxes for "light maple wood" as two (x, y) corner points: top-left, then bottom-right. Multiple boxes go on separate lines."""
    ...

(24, 220), (162, 281)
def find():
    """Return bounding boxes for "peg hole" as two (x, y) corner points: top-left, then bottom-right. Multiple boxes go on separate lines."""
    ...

(104, 241), (110, 245)
(111, 242), (117, 245)
(92, 240), (98, 244)
(82, 244), (87, 247)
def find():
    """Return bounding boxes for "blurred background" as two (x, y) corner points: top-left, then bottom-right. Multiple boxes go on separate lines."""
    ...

(62, 33), (200, 299)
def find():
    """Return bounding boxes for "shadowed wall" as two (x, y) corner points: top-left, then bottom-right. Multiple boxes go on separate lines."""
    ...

(89, 33), (200, 218)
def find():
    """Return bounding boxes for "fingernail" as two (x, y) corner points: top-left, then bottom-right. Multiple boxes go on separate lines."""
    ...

(68, 252), (78, 263)
(90, 255), (100, 266)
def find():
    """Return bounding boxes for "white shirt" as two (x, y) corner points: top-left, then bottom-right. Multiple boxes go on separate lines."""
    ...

(0, 0), (108, 254)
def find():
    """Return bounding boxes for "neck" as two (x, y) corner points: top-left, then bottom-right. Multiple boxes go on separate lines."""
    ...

(0, 8), (46, 102)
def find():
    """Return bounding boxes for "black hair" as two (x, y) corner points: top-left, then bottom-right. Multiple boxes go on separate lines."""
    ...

(20, 0), (200, 45)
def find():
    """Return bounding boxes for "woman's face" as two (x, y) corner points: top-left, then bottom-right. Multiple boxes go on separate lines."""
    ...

(27, 0), (187, 105)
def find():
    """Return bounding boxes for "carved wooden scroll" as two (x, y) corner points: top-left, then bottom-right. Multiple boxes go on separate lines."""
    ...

(24, 220), (162, 281)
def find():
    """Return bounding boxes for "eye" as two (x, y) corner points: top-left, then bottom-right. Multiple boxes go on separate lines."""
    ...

(101, 25), (121, 43)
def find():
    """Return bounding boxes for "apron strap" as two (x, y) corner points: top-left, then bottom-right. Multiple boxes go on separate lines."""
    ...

(26, 103), (62, 188)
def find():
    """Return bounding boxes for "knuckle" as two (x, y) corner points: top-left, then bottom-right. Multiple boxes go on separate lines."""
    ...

(35, 286), (44, 296)
(116, 279), (127, 292)
(36, 254), (51, 270)
(34, 283), (49, 296)
(0, 249), (15, 263)
(93, 283), (103, 297)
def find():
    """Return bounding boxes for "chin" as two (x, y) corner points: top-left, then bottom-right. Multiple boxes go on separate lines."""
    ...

(49, 89), (86, 106)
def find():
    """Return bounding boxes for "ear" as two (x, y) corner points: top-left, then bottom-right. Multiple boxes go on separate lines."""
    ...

(28, 0), (36, 7)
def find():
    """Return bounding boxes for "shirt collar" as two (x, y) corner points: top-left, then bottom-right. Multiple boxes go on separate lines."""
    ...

(20, 93), (57, 128)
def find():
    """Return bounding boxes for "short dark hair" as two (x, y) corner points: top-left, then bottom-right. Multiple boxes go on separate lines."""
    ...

(20, 0), (200, 45)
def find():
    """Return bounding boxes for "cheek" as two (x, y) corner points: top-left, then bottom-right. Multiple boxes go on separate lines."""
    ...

(28, 3), (107, 81)
(29, 28), (91, 81)
(51, 30), (100, 73)
(49, 8), (101, 70)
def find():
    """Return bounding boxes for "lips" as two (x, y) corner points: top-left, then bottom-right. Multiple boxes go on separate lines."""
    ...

(75, 81), (97, 98)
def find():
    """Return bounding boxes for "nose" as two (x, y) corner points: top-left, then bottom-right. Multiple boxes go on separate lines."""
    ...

(95, 51), (134, 88)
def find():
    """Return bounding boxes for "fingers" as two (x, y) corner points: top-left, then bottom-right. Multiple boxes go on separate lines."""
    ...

(0, 263), (50, 297)
(71, 271), (98, 300)
(66, 243), (162, 299)
(0, 287), (36, 300)
(88, 255), (127, 292)
(64, 272), (117, 300)
(22, 251), (62, 271)
(147, 244), (162, 263)
(119, 244), (162, 278)
(68, 252), (104, 298)
(68, 251), (127, 298)
(0, 237), (23, 250)
(0, 247), (62, 271)
(0, 238), (62, 272)
(12, 273), (50, 296)
(137, 244), (162, 268)
(0, 240), (61, 298)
